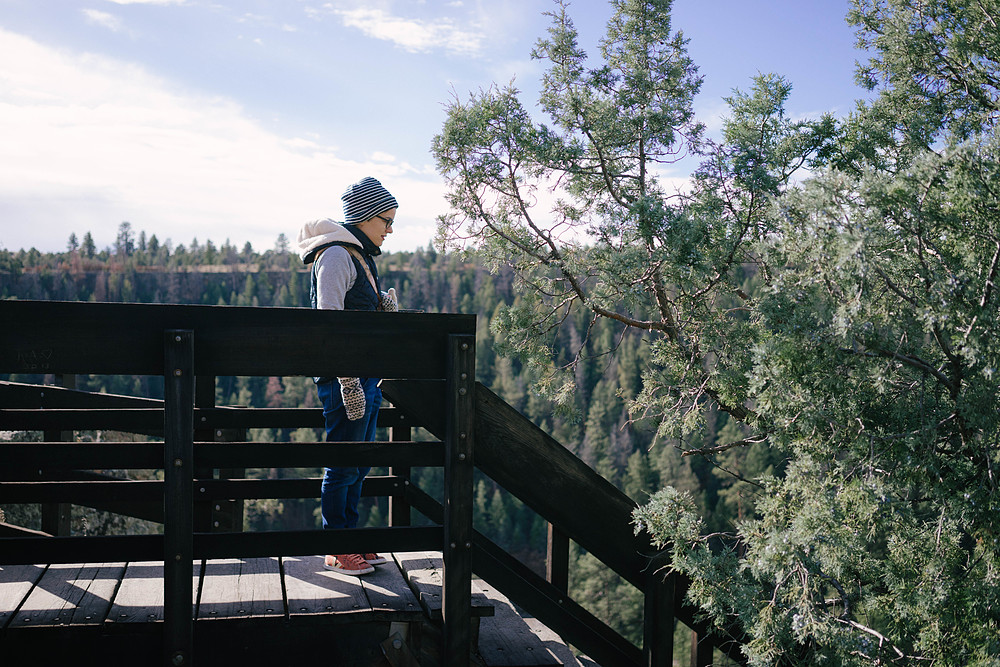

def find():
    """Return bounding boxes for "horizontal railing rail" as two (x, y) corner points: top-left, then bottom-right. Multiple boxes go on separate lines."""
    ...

(1, 300), (471, 378)
(0, 526), (445, 565)
(0, 440), (444, 469)
(0, 406), (418, 431)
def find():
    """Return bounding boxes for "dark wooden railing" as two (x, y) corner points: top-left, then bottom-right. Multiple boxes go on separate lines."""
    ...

(0, 300), (743, 666)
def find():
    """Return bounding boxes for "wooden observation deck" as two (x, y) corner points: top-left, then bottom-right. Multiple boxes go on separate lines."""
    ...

(0, 300), (744, 666)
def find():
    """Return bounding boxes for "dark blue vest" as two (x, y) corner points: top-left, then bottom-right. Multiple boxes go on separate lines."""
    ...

(309, 226), (381, 312)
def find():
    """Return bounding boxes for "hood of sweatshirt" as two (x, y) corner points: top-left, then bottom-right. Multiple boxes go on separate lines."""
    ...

(296, 219), (361, 264)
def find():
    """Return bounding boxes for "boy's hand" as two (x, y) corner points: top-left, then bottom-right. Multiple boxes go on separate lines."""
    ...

(338, 377), (366, 421)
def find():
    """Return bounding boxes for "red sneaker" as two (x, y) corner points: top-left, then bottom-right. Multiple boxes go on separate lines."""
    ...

(364, 553), (388, 565)
(324, 554), (374, 576)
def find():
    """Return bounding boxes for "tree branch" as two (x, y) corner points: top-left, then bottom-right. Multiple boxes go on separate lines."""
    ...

(682, 433), (768, 457)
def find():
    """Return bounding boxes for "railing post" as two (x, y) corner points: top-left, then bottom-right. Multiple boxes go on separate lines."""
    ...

(192, 375), (245, 533)
(194, 375), (214, 532)
(41, 373), (75, 536)
(164, 330), (195, 667)
(546, 522), (569, 593)
(388, 414), (411, 527)
(213, 427), (247, 532)
(644, 558), (675, 667)
(443, 333), (475, 664)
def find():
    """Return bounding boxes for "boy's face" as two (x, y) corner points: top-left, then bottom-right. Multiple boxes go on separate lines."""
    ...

(356, 207), (395, 247)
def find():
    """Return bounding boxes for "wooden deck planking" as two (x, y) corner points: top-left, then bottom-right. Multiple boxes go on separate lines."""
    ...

(0, 564), (46, 630)
(473, 578), (560, 666)
(394, 550), (494, 619)
(106, 560), (200, 624)
(8, 562), (125, 628)
(473, 578), (604, 667)
(518, 615), (601, 667)
(197, 557), (283, 621)
(3, 556), (420, 630)
(282, 554), (422, 622)
(283, 554), (371, 618)
(1, 553), (588, 667)
(352, 556), (424, 621)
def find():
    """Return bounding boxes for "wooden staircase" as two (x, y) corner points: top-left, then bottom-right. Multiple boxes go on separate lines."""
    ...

(395, 551), (596, 666)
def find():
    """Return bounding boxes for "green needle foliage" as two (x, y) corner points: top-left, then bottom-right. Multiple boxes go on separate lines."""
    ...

(434, 0), (1000, 664)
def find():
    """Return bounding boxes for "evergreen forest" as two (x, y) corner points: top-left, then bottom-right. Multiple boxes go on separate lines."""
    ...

(0, 228), (738, 648)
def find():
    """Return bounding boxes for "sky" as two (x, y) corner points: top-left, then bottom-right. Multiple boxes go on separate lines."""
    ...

(0, 0), (871, 255)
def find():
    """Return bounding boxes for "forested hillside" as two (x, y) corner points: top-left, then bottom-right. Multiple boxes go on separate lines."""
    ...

(1, 226), (760, 645)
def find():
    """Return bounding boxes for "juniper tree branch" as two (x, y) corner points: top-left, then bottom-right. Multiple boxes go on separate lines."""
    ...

(681, 433), (768, 457)
(848, 341), (956, 393)
(835, 618), (906, 661)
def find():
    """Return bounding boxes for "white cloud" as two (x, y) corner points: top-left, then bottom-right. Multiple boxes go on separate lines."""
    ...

(694, 98), (731, 138)
(104, 0), (186, 5)
(334, 7), (484, 56)
(0, 29), (441, 253)
(82, 9), (126, 32)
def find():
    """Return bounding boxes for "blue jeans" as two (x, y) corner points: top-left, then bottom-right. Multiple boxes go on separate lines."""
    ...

(316, 377), (382, 530)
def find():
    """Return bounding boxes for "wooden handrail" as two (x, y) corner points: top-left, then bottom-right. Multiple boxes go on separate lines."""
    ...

(0, 300), (474, 378)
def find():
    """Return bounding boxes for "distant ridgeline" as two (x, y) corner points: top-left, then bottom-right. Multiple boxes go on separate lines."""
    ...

(0, 237), (464, 309)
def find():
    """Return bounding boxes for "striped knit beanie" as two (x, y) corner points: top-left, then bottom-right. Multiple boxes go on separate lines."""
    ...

(341, 176), (398, 224)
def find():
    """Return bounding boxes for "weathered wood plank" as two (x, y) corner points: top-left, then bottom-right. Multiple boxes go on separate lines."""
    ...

(282, 554), (370, 619)
(518, 615), (601, 667)
(196, 558), (283, 621)
(8, 562), (124, 628)
(0, 380), (161, 409)
(106, 560), (201, 623)
(0, 475), (398, 504)
(0, 300), (475, 378)
(356, 557), (424, 621)
(0, 380), (412, 430)
(194, 441), (444, 468)
(0, 522), (49, 537)
(0, 441), (443, 472)
(0, 408), (164, 433)
(394, 551), (493, 619)
(164, 329), (195, 666)
(443, 333), (476, 664)
(0, 443), (163, 471)
(0, 564), (46, 630)
(473, 578), (561, 666)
